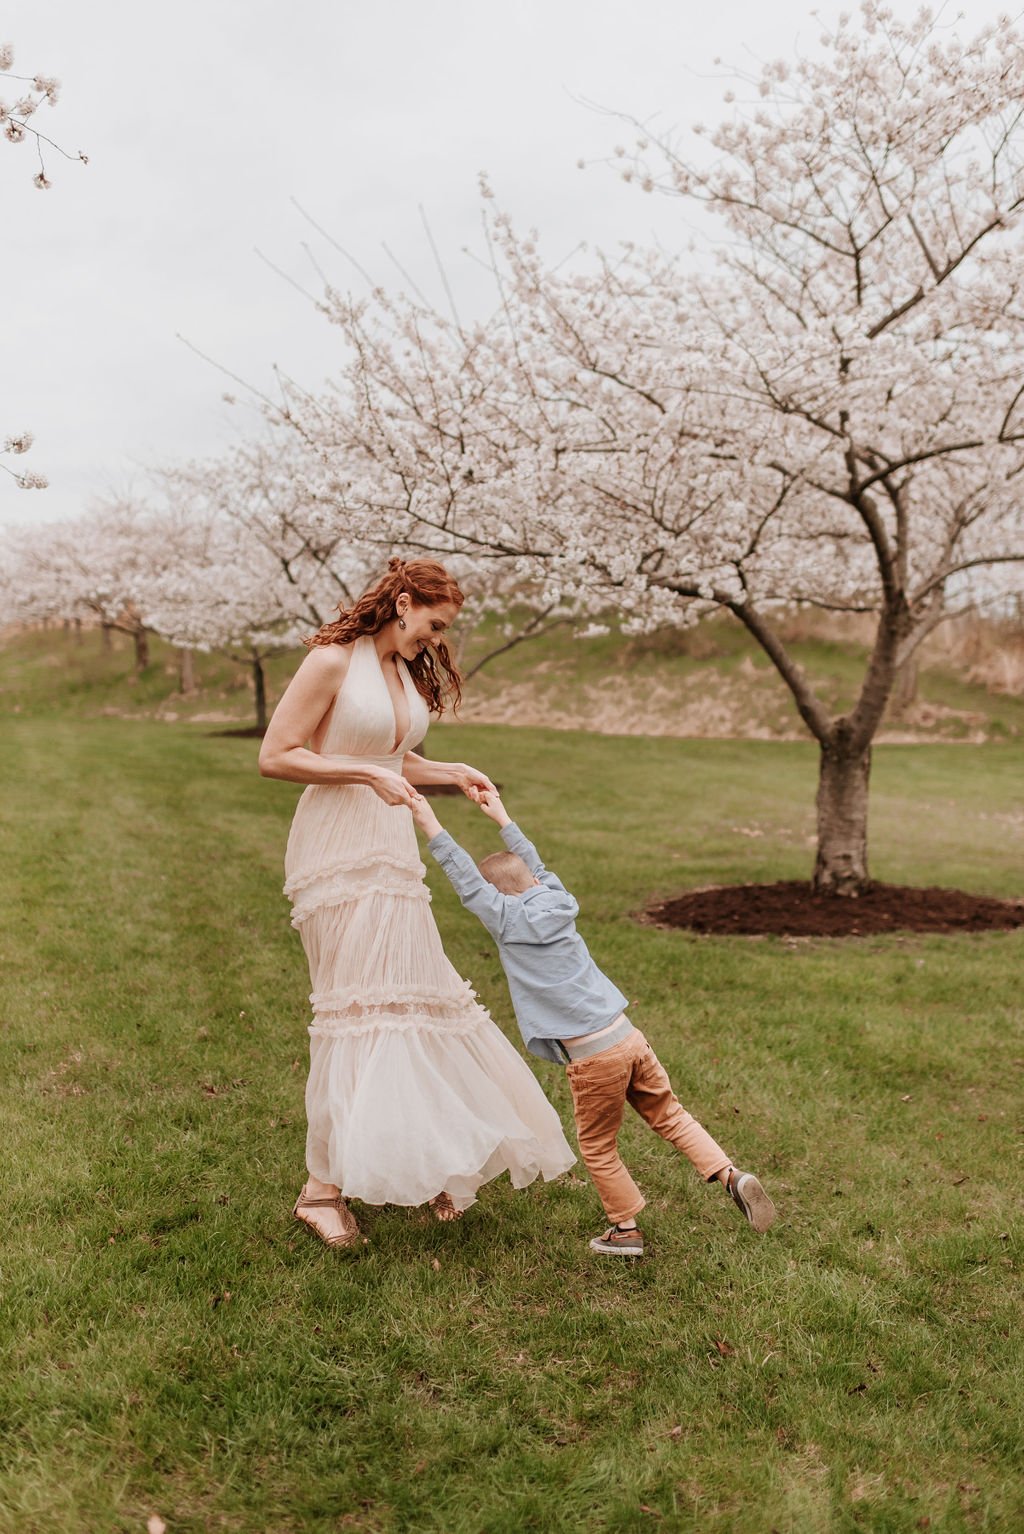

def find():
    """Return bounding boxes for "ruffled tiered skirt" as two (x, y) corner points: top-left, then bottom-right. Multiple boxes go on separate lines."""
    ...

(284, 767), (575, 1209)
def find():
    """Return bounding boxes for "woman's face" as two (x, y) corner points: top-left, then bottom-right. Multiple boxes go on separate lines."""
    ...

(395, 598), (460, 662)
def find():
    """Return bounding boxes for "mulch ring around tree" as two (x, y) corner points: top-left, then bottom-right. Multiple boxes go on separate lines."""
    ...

(641, 881), (1024, 938)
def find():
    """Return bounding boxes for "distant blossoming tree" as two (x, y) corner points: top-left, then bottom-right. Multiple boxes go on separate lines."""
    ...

(3, 499), (180, 667)
(152, 439), (379, 726)
(284, 1), (1024, 894)
(2, 474), (336, 725)
(145, 550), (306, 732)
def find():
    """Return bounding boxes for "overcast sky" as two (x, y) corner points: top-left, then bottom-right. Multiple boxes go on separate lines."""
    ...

(2, 0), (1012, 526)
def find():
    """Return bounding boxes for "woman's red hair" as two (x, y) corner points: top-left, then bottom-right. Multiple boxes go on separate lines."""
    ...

(306, 557), (464, 714)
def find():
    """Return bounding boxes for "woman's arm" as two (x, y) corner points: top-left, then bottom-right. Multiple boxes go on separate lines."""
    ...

(402, 750), (496, 798)
(258, 647), (416, 804)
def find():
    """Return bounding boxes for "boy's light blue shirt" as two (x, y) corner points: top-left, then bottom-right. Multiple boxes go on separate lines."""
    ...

(427, 821), (629, 1064)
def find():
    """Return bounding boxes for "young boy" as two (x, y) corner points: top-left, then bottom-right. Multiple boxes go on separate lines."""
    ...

(410, 788), (776, 1257)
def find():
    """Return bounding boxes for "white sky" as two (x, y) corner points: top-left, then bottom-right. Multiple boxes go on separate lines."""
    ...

(1, 0), (1012, 525)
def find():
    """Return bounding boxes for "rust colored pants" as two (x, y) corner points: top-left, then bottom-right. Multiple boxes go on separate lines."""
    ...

(565, 1028), (731, 1224)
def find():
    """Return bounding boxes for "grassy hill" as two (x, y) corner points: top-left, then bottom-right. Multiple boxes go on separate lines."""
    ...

(3, 609), (1023, 742)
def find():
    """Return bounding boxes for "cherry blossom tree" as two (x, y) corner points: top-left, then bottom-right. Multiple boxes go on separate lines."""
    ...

(163, 434), (373, 630)
(282, 2), (1024, 895)
(1, 431), (47, 491)
(2, 483), (316, 726)
(1, 40), (85, 189)
(150, 439), (377, 727)
(2, 498), (182, 667)
(145, 549), (305, 731)
(3, 42), (87, 491)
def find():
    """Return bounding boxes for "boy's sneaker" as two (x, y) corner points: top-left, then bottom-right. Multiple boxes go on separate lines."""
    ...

(727, 1169), (776, 1233)
(589, 1224), (644, 1257)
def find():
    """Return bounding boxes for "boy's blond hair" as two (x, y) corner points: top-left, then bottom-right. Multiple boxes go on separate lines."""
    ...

(478, 850), (535, 895)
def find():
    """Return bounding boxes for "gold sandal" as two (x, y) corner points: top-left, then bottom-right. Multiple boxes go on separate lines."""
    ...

(293, 1186), (362, 1248)
(429, 1191), (463, 1223)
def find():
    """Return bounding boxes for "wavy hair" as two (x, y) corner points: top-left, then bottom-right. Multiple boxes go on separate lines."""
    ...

(306, 557), (464, 714)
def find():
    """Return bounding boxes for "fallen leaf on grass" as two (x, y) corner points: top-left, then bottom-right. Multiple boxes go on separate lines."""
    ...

(713, 1338), (735, 1357)
(430, 1258), (441, 1271)
(147, 1518), (166, 1534)
(211, 1290), (232, 1308)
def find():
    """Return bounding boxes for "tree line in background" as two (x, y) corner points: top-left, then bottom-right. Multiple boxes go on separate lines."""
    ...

(4, 3), (1024, 894)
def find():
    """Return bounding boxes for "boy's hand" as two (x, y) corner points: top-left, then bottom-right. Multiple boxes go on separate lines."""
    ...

(477, 789), (511, 828)
(410, 792), (443, 839)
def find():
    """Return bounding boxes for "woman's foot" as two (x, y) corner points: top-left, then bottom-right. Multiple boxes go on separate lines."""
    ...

(429, 1191), (463, 1223)
(293, 1183), (362, 1248)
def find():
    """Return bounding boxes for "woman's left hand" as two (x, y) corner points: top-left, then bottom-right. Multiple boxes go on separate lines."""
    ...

(452, 762), (497, 801)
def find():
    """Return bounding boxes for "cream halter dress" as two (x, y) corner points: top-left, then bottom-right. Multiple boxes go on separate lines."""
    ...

(283, 635), (575, 1211)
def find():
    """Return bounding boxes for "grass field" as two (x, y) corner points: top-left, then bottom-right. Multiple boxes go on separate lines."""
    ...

(1, 701), (1022, 1532)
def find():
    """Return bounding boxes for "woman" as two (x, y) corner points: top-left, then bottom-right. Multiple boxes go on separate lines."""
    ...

(259, 557), (575, 1247)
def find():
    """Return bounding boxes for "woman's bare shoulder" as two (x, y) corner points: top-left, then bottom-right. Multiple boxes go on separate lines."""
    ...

(296, 641), (354, 687)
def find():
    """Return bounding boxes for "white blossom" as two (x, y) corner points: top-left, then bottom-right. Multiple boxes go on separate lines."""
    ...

(32, 74), (60, 104)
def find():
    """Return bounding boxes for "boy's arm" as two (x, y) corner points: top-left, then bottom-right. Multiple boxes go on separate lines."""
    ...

(477, 792), (568, 893)
(500, 822), (550, 881)
(410, 794), (508, 936)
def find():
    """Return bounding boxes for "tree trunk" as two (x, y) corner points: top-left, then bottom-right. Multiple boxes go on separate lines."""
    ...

(133, 627), (150, 672)
(252, 653), (267, 732)
(74, 617), (83, 644)
(890, 655), (918, 716)
(101, 621), (113, 651)
(813, 733), (872, 895)
(177, 646), (196, 695)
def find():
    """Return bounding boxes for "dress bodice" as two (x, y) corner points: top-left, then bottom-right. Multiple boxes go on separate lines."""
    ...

(322, 634), (430, 759)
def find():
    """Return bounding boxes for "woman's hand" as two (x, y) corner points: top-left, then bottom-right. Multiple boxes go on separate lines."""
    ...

(366, 766), (419, 807)
(451, 762), (497, 802)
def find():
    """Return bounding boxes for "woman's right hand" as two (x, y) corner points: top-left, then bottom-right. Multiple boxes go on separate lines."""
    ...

(365, 766), (418, 807)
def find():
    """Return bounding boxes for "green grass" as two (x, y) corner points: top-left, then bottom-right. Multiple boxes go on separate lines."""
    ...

(1, 713), (1022, 1532)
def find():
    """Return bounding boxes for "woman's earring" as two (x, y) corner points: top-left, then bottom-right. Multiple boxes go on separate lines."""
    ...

(398, 616), (407, 630)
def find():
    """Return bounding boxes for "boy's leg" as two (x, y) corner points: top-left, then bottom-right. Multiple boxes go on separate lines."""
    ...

(624, 1039), (732, 1183)
(566, 1045), (646, 1227)
(625, 1037), (777, 1231)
